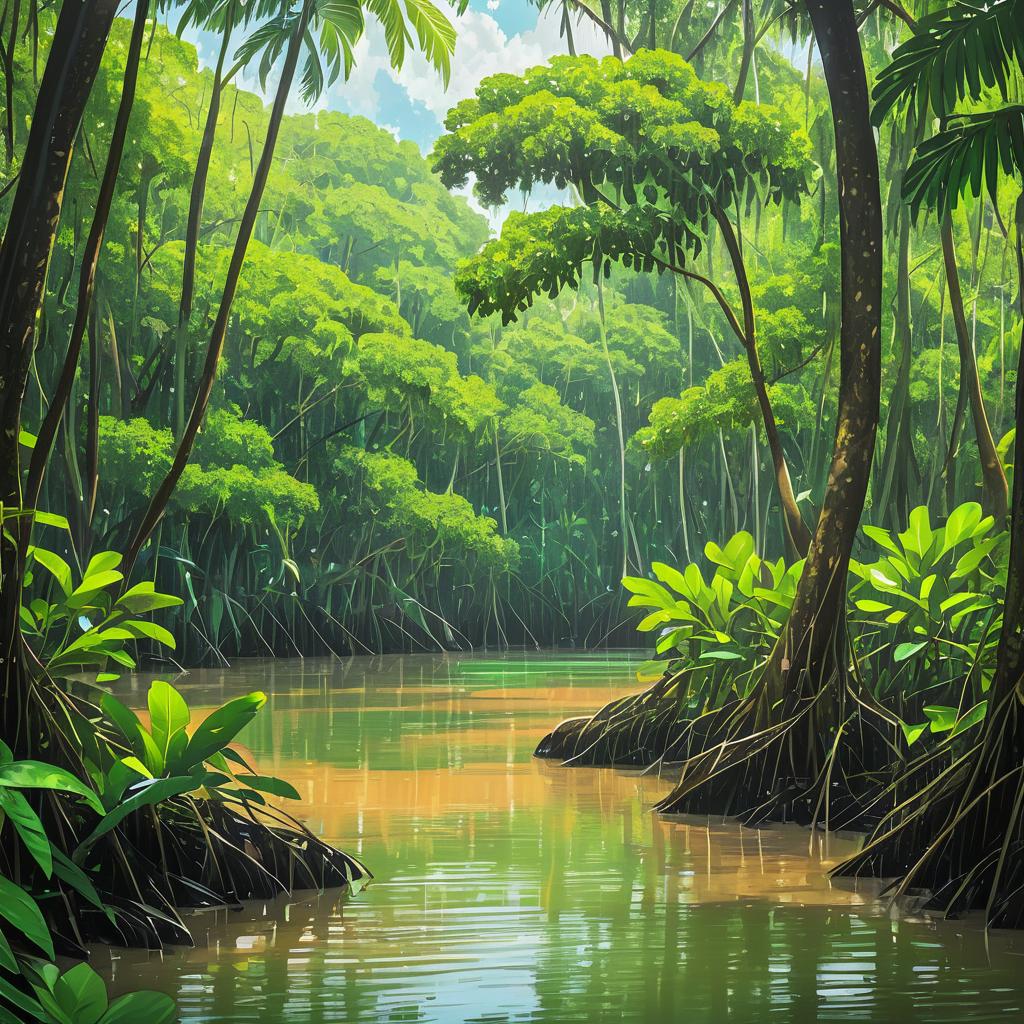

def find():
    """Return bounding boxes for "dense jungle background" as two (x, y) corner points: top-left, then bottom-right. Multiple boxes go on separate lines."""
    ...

(3, 0), (1024, 1021)
(13, 3), (1011, 664)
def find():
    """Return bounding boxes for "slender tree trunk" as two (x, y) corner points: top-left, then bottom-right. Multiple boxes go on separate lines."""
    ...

(596, 277), (629, 579)
(122, 0), (311, 581)
(494, 425), (508, 534)
(772, 0), (882, 693)
(875, 206), (915, 528)
(25, 0), (149, 511)
(175, 7), (235, 437)
(0, 0), (118, 755)
(733, 0), (754, 103)
(941, 219), (1008, 522)
(2, 0), (22, 166)
(988, 195), (1024, 714)
(713, 205), (811, 557)
(678, 446), (691, 562)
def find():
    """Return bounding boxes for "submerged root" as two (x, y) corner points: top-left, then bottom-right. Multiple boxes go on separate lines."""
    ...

(534, 667), (696, 766)
(535, 657), (899, 832)
(80, 797), (369, 950)
(653, 673), (897, 830)
(13, 674), (369, 954)
(835, 690), (1024, 927)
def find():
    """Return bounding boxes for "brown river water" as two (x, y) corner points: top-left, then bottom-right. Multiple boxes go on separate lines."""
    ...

(98, 652), (1024, 1023)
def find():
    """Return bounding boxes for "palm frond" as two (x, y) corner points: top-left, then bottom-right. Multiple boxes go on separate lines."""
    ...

(903, 104), (1024, 220)
(873, 0), (1024, 125)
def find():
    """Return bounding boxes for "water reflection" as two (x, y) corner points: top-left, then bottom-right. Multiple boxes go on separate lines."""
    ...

(102, 653), (1024, 1023)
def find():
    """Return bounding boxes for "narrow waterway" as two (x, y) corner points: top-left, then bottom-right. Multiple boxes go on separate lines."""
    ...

(102, 652), (1024, 1023)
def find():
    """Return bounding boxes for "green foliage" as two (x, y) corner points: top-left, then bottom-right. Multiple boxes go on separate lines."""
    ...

(624, 531), (801, 703)
(20, 548), (182, 676)
(500, 382), (595, 465)
(872, 0), (1024, 219)
(626, 503), (1009, 747)
(0, 742), (174, 1023)
(634, 360), (761, 455)
(434, 49), (812, 322)
(872, 0), (1024, 124)
(850, 502), (1006, 741)
(0, 959), (175, 1024)
(334, 446), (518, 572)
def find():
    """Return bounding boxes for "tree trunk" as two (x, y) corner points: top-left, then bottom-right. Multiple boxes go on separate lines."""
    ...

(25, 0), (149, 511)
(122, 0), (311, 581)
(940, 219), (1008, 523)
(773, 0), (882, 693)
(712, 205), (811, 558)
(176, 9), (235, 437)
(875, 206), (916, 528)
(988, 193), (1024, 711)
(0, 0), (118, 755)
(595, 276), (630, 579)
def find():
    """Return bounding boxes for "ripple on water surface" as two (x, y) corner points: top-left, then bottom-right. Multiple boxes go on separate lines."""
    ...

(101, 652), (1024, 1024)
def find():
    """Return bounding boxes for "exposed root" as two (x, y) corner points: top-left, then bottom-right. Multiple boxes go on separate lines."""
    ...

(10, 672), (369, 955)
(536, 654), (900, 832)
(534, 666), (695, 766)
(835, 689), (1024, 927)
(652, 671), (899, 831)
(80, 797), (369, 950)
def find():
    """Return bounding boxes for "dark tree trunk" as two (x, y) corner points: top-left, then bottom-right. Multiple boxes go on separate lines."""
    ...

(175, 7), (235, 437)
(713, 205), (811, 558)
(876, 205), (917, 528)
(25, 0), (149, 512)
(0, 0), (118, 755)
(837, 196), (1024, 923)
(772, 0), (882, 693)
(940, 219), (1008, 523)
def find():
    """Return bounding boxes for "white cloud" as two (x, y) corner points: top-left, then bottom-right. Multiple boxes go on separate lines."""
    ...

(323, 1), (611, 127)
(392, 3), (610, 121)
(487, 0), (500, 10)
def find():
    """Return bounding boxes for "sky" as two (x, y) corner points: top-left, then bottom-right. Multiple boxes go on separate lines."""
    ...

(181, 1), (612, 155)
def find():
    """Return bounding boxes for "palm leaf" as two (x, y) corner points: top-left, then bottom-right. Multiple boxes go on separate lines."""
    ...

(873, 0), (1024, 125)
(903, 105), (1024, 220)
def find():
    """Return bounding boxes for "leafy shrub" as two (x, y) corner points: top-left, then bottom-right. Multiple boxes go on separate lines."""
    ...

(625, 502), (1008, 747)
(21, 548), (182, 677)
(623, 530), (802, 706)
(850, 501), (1006, 744)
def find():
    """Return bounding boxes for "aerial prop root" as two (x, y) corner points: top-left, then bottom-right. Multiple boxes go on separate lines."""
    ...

(534, 665), (695, 767)
(652, 666), (900, 830)
(835, 690), (1024, 928)
(9, 665), (369, 954)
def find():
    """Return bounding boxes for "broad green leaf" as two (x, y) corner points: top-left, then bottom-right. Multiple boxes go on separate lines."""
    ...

(0, 973), (46, 1020)
(923, 704), (959, 732)
(182, 693), (267, 770)
(900, 721), (928, 746)
(942, 501), (983, 549)
(861, 524), (901, 556)
(0, 761), (102, 815)
(75, 776), (204, 860)
(99, 990), (177, 1024)
(28, 548), (72, 595)
(0, 875), (53, 958)
(51, 849), (113, 920)
(950, 700), (988, 737)
(894, 640), (928, 662)
(237, 775), (301, 800)
(115, 582), (184, 614)
(147, 680), (190, 762)
(0, 788), (51, 876)
(53, 963), (107, 1024)
(126, 620), (176, 649)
